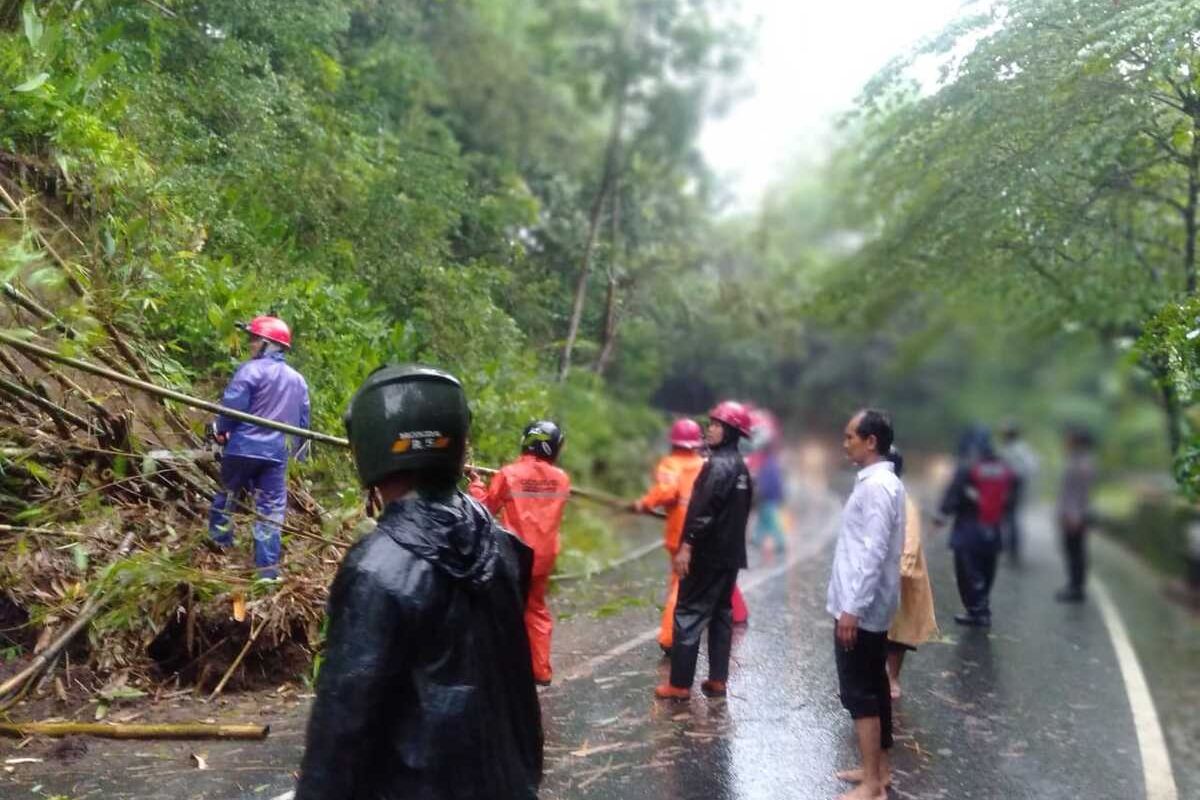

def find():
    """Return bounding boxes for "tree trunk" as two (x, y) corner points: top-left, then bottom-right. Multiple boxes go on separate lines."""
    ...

(1184, 121), (1199, 293)
(558, 63), (627, 382)
(593, 177), (622, 375)
(1155, 364), (1184, 456)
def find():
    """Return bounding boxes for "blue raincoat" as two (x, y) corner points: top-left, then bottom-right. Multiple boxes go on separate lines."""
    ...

(208, 352), (310, 578)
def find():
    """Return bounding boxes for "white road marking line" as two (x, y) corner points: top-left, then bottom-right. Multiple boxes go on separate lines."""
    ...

(269, 791), (295, 800)
(1092, 578), (1178, 800)
(561, 494), (841, 683)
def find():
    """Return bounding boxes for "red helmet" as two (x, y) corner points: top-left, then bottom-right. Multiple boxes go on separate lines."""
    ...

(238, 316), (292, 349)
(708, 400), (752, 436)
(669, 418), (703, 449)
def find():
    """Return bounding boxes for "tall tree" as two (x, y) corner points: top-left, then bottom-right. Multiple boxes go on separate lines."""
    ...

(832, 0), (1200, 455)
(555, 0), (745, 381)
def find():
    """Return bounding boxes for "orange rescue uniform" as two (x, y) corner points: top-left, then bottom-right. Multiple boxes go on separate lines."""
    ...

(636, 450), (705, 649)
(470, 453), (570, 683)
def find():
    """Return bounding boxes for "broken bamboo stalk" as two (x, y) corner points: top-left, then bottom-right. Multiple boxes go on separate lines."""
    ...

(0, 362), (76, 443)
(208, 618), (265, 701)
(0, 373), (90, 434)
(0, 330), (349, 446)
(0, 281), (184, 446)
(0, 721), (269, 740)
(0, 530), (136, 703)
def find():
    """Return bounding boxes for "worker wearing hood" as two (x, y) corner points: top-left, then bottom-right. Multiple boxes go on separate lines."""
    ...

(295, 365), (542, 800)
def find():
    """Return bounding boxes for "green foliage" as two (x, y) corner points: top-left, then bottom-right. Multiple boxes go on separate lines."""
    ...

(1137, 298), (1200, 496)
(796, 0), (1200, 484)
(1098, 482), (1190, 578)
(0, 0), (748, 502)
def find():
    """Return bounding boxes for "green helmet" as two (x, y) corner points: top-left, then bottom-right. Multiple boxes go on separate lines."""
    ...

(343, 364), (471, 488)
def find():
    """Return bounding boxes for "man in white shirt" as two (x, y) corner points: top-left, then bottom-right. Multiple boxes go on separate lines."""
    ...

(998, 421), (1038, 562)
(827, 409), (906, 800)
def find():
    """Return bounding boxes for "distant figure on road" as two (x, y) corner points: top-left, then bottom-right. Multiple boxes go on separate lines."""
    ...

(938, 426), (1017, 627)
(748, 408), (788, 559)
(654, 401), (753, 701)
(296, 365), (542, 800)
(828, 409), (906, 800)
(1056, 427), (1096, 603)
(632, 418), (707, 653)
(470, 420), (570, 686)
(997, 421), (1039, 563)
(883, 446), (938, 701)
(208, 315), (309, 580)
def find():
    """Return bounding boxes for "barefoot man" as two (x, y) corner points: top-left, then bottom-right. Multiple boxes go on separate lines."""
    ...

(827, 409), (906, 800)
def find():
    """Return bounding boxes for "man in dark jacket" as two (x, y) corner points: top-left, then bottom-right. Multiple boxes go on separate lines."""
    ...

(295, 365), (543, 800)
(938, 425), (1018, 627)
(655, 400), (753, 700)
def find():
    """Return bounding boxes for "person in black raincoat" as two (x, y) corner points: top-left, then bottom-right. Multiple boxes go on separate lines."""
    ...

(655, 400), (753, 700)
(938, 425), (1019, 628)
(295, 365), (542, 800)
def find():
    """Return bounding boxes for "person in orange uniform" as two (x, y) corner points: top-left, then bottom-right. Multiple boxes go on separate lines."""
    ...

(470, 420), (569, 686)
(633, 419), (707, 654)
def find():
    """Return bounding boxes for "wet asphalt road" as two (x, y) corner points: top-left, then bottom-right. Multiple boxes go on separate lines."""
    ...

(1, 468), (1196, 799)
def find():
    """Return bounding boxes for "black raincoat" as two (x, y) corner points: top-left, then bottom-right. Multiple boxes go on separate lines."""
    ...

(295, 492), (543, 800)
(682, 440), (752, 570)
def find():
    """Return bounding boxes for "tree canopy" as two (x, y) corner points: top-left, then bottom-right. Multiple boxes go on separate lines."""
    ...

(828, 0), (1200, 479)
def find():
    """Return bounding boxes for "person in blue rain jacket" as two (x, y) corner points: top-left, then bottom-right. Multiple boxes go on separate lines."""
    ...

(208, 315), (310, 579)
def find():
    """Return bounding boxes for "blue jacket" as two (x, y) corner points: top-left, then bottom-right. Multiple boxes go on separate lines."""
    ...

(755, 452), (785, 503)
(216, 352), (310, 463)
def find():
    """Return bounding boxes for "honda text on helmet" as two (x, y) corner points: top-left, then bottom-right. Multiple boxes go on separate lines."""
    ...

(238, 315), (292, 349)
(669, 418), (704, 450)
(344, 364), (471, 488)
(522, 420), (564, 461)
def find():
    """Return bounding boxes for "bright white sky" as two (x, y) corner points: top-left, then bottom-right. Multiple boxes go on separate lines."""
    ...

(701, 0), (967, 210)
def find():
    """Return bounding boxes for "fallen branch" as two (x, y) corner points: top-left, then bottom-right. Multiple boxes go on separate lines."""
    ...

(0, 373), (91, 433)
(208, 617), (265, 701)
(0, 530), (136, 705)
(0, 721), (269, 740)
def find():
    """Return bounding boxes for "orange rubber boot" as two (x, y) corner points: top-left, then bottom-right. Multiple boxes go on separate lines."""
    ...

(701, 680), (727, 698)
(654, 683), (690, 700)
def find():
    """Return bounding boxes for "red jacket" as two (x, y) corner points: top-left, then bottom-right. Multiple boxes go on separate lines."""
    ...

(471, 453), (570, 576)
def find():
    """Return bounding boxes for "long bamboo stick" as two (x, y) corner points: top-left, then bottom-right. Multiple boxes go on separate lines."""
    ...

(0, 373), (91, 432)
(0, 331), (348, 446)
(0, 721), (269, 740)
(0, 331), (658, 514)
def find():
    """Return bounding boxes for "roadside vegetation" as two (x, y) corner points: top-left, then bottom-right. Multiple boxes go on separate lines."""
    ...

(1, 0), (1198, 700)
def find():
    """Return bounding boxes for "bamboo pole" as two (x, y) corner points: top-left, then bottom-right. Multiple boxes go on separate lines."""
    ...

(0, 373), (91, 432)
(0, 721), (269, 740)
(0, 331), (659, 515)
(0, 331), (349, 447)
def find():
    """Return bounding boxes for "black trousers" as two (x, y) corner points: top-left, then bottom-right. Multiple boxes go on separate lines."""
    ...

(1062, 528), (1088, 592)
(954, 546), (998, 618)
(834, 626), (893, 750)
(669, 566), (738, 688)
